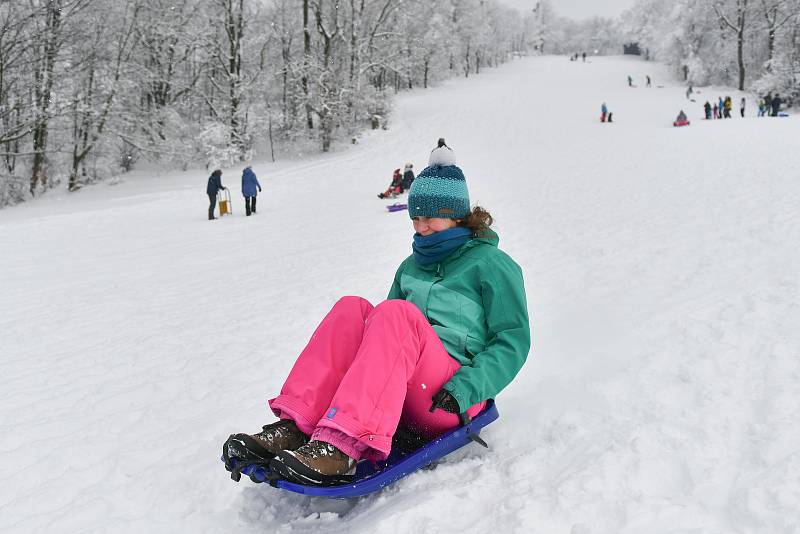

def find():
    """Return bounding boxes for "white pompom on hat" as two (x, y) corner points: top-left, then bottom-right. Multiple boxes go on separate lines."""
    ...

(428, 145), (456, 167)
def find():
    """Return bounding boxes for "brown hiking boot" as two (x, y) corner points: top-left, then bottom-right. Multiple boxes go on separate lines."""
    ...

(270, 440), (357, 486)
(223, 419), (308, 469)
(251, 419), (308, 455)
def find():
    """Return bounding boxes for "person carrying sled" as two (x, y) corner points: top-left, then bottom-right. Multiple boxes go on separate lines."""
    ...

(378, 168), (403, 199)
(223, 142), (531, 486)
(206, 169), (227, 220)
(241, 166), (262, 216)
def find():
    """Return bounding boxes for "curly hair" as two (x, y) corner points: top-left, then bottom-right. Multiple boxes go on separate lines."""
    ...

(458, 206), (493, 237)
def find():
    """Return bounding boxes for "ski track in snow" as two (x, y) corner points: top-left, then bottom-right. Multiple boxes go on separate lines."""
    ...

(1, 56), (799, 534)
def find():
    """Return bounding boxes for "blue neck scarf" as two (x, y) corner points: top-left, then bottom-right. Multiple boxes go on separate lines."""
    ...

(412, 226), (473, 266)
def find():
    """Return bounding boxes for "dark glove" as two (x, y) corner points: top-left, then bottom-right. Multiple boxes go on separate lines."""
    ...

(429, 389), (460, 414)
(258, 187), (262, 192)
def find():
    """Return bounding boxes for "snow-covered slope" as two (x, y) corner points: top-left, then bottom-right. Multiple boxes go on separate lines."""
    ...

(1, 55), (798, 534)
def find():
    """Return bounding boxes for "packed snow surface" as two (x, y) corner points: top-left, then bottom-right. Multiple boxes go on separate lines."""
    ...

(1, 56), (799, 534)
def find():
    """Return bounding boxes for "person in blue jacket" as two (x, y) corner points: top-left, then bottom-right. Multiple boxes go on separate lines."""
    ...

(241, 166), (262, 216)
(206, 169), (226, 220)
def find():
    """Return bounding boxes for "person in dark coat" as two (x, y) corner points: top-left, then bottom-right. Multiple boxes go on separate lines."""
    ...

(704, 101), (712, 119)
(241, 166), (262, 216)
(206, 169), (226, 220)
(400, 163), (415, 192)
(771, 94), (782, 116)
(764, 93), (773, 116)
(740, 97), (746, 117)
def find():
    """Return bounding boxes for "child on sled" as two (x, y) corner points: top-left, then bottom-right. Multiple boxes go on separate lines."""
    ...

(378, 168), (403, 199)
(223, 142), (531, 486)
(673, 110), (690, 127)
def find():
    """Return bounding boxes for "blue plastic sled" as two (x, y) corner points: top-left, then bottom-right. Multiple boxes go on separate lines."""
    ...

(224, 400), (499, 499)
(386, 203), (407, 212)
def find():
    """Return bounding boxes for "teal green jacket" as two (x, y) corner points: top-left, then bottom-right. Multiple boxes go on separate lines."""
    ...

(388, 229), (531, 411)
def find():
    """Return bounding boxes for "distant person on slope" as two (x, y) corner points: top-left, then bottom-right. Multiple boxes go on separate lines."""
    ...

(400, 163), (415, 191)
(704, 101), (712, 120)
(601, 102), (608, 122)
(764, 93), (773, 116)
(723, 96), (732, 118)
(646, 75), (652, 87)
(627, 75), (633, 87)
(378, 168), (403, 199)
(222, 141), (531, 487)
(771, 94), (782, 116)
(206, 169), (227, 220)
(739, 98), (746, 118)
(241, 166), (262, 216)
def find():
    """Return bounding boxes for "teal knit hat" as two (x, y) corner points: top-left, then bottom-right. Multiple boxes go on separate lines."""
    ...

(408, 146), (470, 219)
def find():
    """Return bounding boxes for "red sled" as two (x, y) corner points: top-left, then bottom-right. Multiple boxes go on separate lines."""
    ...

(673, 120), (690, 127)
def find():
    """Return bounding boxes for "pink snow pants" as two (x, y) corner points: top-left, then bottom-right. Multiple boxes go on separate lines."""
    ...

(268, 296), (486, 462)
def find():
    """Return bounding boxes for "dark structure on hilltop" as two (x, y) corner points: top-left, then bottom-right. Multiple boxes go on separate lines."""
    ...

(623, 43), (641, 55)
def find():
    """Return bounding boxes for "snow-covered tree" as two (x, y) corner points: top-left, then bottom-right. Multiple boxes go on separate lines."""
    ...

(0, 0), (529, 206)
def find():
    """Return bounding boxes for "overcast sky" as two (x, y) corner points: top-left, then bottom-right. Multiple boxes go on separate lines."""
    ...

(496, 0), (637, 20)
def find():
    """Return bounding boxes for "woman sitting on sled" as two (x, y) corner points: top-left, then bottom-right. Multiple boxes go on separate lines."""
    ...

(223, 143), (531, 486)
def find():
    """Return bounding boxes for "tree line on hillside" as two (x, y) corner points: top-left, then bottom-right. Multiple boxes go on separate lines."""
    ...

(0, 0), (629, 208)
(621, 0), (800, 99)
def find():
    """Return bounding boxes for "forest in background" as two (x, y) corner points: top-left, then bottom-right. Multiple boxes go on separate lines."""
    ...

(1, 0), (797, 207)
(622, 0), (800, 97)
